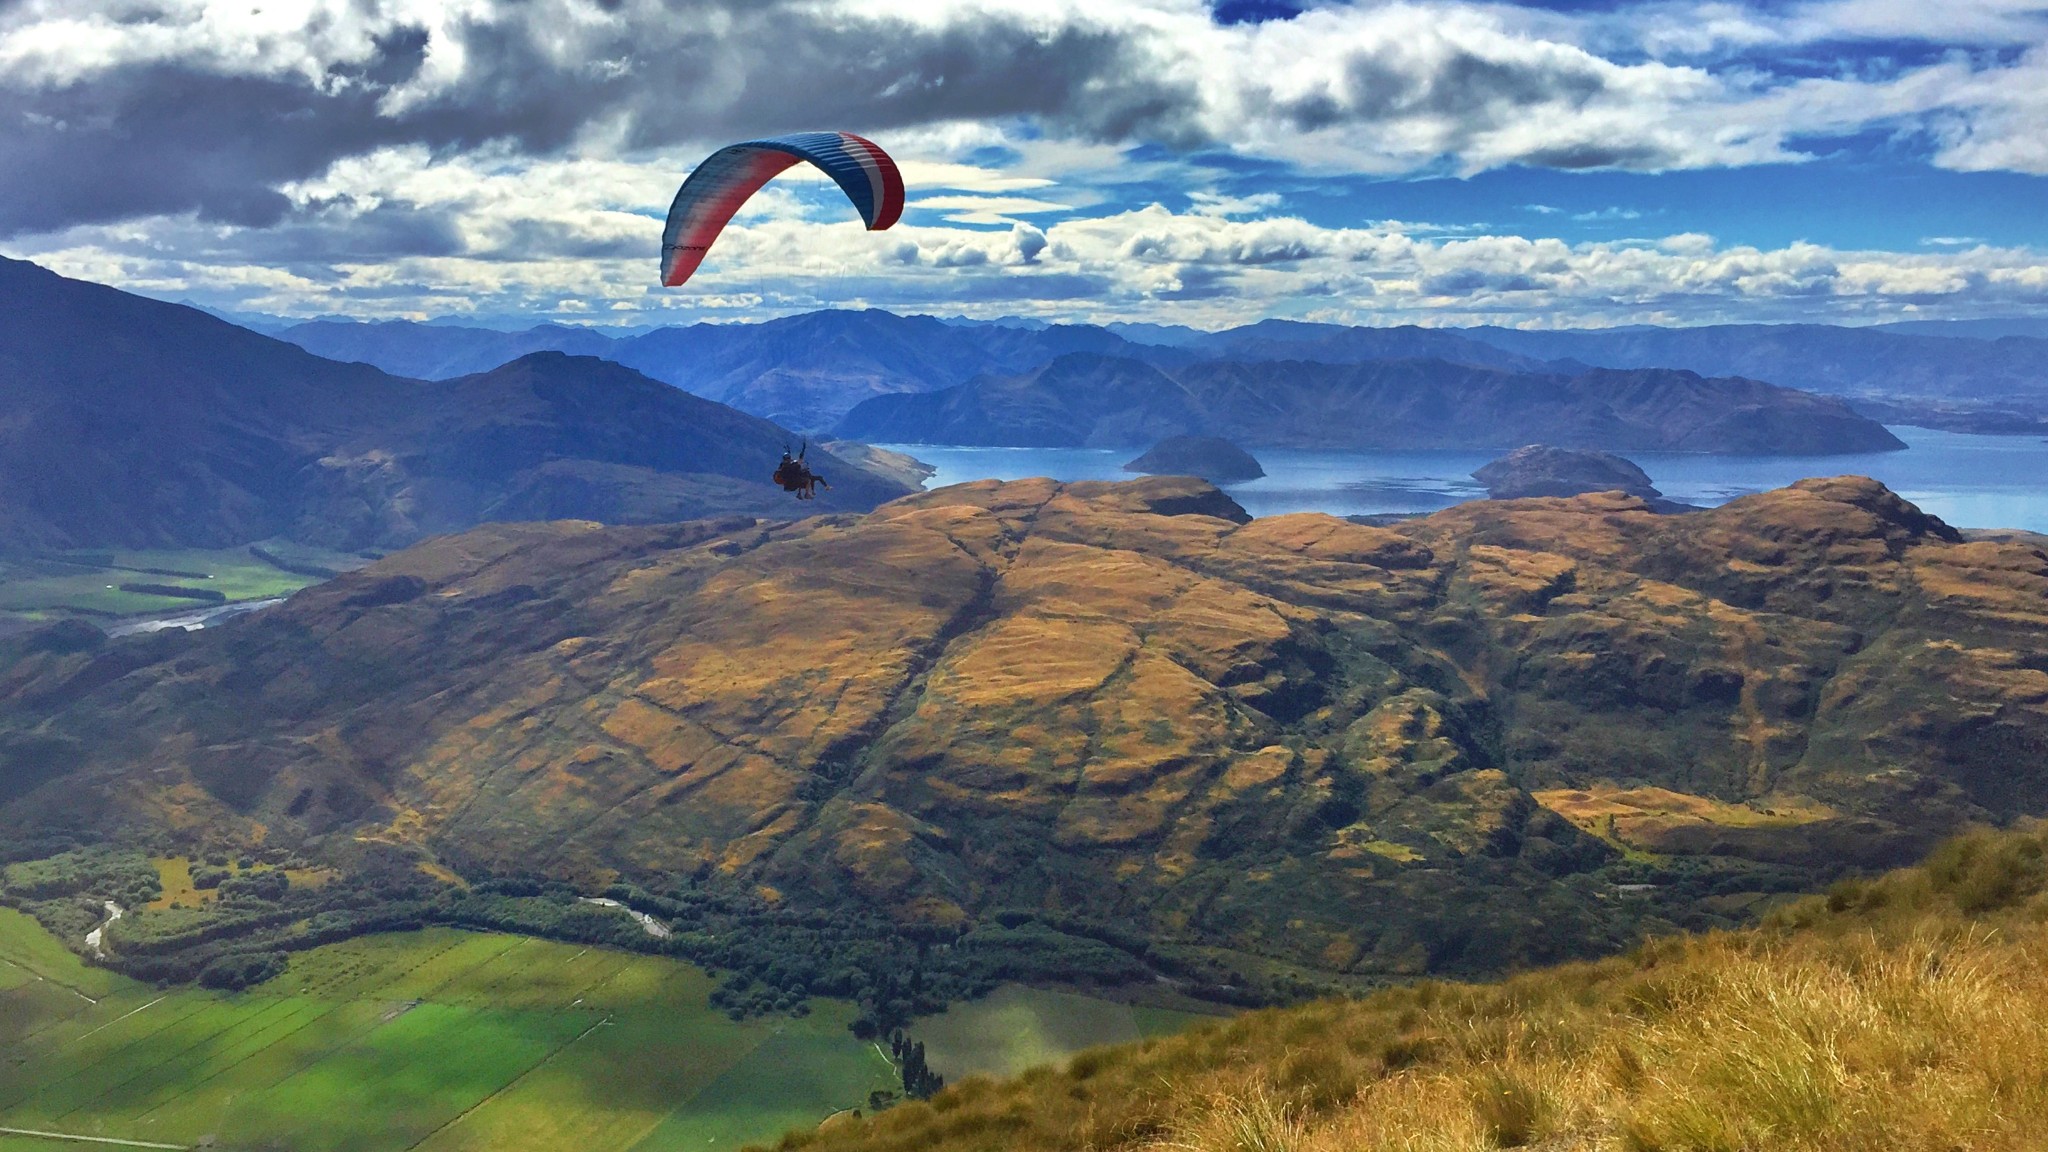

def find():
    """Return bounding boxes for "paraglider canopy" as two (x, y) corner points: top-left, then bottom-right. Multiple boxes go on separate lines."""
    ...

(660, 131), (905, 288)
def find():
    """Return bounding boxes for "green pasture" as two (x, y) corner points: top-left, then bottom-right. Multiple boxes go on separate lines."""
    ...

(0, 912), (896, 1152)
(911, 984), (1221, 1081)
(0, 542), (366, 621)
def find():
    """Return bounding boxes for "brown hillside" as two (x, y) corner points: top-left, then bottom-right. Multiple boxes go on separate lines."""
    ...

(772, 828), (2048, 1152)
(3, 475), (2047, 981)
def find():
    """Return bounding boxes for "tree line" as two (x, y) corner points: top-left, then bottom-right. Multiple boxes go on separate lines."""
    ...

(0, 840), (1278, 1040)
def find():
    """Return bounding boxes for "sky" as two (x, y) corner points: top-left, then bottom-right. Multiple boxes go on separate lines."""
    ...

(2, 0), (2046, 330)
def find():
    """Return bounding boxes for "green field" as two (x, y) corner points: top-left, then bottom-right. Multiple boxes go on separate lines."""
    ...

(910, 985), (1221, 1081)
(0, 543), (367, 624)
(0, 909), (897, 1152)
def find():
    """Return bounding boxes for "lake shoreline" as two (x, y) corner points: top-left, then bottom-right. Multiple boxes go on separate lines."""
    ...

(881, 426), (2048, 534)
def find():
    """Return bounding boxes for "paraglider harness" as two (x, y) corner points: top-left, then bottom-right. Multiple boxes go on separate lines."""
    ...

(773, 441), (829, 500)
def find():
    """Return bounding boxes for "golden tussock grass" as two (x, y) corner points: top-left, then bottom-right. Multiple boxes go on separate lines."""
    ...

(766, 829), (2048, 1152)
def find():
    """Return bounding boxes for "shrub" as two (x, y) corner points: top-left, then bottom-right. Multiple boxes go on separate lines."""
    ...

(1, 848), (161, 906)
(1926, 832), (2047, 914)
(1470, 1068), (1548, 1148)
(198, 951), (288, 990)
(219, 870), (288, 902)
(1275, 1047), (1360, 1114)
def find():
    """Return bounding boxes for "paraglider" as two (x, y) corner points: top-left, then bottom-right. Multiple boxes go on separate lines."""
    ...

(773, 441), (829, 500)
(659, 131), (905, 288)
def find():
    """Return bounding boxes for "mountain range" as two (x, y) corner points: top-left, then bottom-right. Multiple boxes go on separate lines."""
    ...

(0, 257), (907, 552)
(1464, 323), (2048, 402)
(269, 309), (2048, 433)
(282, 311), (1157, 431)
(0, 253), (1930, 561)
(833, 353), (1904, 453)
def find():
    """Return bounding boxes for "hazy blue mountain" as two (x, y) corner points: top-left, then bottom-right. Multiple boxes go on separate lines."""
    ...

(0, 256), (906, 551)
(836, 353), (1905, 455)
(272, 309), (1176, 430)
(1104, 320), (1212, 347)
(606, 310), (1156, 429)
(264, 308), (2048, 438)
(1458, 323), (2048, 401)
(282, 320), (621, 380)
(179, 301), (299, 335)
(1872, 318), (2048, 340)
(1199, 319), (1549, 371)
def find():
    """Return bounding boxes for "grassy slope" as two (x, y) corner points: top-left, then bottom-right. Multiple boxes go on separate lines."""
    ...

(0, 919), (898, 1152)
(772, 828), (2048, 1152)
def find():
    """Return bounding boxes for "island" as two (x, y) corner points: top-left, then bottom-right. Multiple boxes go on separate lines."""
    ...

(1472, 444), (1661, 499)
(1122, 436), (1265, 484)
(1472, 444), (1699, 513)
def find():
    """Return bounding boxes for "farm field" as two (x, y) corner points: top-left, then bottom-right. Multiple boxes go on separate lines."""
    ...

(0, 543), (368, 626)
(910, 985), (1222, 1081)
(0, 911), (897, 1152)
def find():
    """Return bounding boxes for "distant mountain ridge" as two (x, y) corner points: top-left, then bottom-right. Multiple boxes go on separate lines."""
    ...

(0, 257), (908, 551)
(272, 310), (2048, 433)
(834, 352), (1906, 454)
(278, 320), (621, 380)
(284, 311), (1174, 430)
(1461, 323), (2048, 402)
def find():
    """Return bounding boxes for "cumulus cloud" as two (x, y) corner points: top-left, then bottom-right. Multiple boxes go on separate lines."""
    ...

(1611, 0), (2048, 57)
(14, 158), (2047, 331)
(2, 0), (2044, 328)
(0, 0), (1188, 233)
(911, 194), (1074, 215)
(5, 0), (2048, 240)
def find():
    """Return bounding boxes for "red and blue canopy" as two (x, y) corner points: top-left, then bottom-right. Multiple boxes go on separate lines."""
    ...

(660, 131), (905, 288)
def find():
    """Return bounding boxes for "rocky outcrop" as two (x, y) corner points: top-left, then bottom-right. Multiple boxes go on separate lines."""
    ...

(1123, 436), (1265, 483)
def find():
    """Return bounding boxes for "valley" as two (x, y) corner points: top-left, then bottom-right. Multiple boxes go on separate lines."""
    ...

(0, 543), (370, 636)
(0, 903), (1213, 1151)
(0, 913), (800, 1150)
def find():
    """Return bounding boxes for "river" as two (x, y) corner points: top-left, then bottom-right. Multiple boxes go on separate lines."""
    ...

(884, 427), (2048, 533)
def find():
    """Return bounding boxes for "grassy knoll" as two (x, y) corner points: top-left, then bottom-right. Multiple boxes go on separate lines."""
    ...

(912, 985), (1218, 1081)
(144, 859), (212, 912)
(0, 543), (366, 624)
(145, 856), (333, 912)
(0, 919), (897, 1152)
(767, 828), (2048, 1152)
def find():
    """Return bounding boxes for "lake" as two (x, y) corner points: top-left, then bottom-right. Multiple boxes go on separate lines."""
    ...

(884, 427), (2048, 533)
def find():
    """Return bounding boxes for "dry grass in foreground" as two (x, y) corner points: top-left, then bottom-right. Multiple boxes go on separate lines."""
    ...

(764, 828), (2048, 1152)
